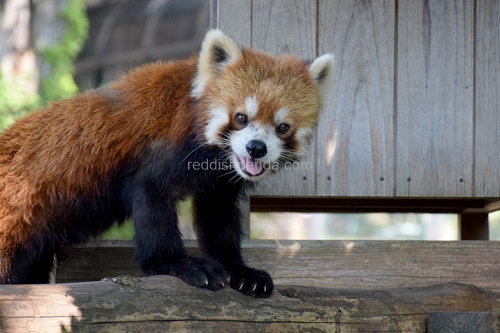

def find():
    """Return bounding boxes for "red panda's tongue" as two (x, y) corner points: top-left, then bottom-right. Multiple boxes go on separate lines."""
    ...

(241, 156), (263, 176)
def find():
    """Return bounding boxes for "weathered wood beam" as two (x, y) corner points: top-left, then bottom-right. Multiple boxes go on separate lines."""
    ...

(1, 277), (499, 333)
(57, 240), (500, 292)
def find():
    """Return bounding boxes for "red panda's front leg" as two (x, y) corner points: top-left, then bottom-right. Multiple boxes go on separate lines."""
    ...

(193, 188), (274, 298)
(131, 185), (227, 291)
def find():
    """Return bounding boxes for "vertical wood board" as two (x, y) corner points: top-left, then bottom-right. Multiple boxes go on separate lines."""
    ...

(474, 0), (500, 197)
(316, 0), (395, 197)
(396, 0), (474, 197)
(216, 0), (251, 46)
(250, 0), (317, 196)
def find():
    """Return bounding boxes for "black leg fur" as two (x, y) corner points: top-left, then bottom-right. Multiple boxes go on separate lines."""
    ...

(27, 249), (55, 283)
(131, 183), (227, 291)
(193, 186), (273, 298)
(1, 242), (53, 284)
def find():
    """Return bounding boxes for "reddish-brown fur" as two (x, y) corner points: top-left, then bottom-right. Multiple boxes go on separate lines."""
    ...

(0, 57), (198, 279)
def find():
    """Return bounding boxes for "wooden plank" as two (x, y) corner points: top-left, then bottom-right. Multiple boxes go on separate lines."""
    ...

(396, 0), (474, 197)
(56, 242), (146, 283)
(2, 277), (500, 333)
(57, 240), (500, 292)
(460, 212), (489, 240)
(428, 312), (497, 333)
(250, 0), (317, 196)
(209, 0), (217, 29)
(316, 0), (395, 197)
(217, 0), (251, 45)
(474, 0), (500, 197)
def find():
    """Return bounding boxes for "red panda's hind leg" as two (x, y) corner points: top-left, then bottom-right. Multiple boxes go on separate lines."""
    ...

(26, 249), (55, 283)
(0, 239), (54, 284)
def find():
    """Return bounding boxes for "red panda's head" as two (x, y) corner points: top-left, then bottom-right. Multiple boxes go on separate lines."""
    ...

(192, 30), (334, 181)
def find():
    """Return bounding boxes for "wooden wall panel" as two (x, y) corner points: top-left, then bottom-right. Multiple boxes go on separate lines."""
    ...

(474, 0), (500, 197)
(216, 0), (251, 45)
(251, 0), (317, 196)
(396, 0), (474, 197)
(316, 0), (395, 197)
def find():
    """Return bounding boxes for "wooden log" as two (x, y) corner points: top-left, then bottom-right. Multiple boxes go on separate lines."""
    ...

(1, 277), (500, 333)
(57, 240), (500, 292)
(428, 312), (497, 333)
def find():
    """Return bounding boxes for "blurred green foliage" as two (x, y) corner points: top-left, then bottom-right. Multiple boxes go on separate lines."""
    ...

(0, 0), (89, 131)
(101, 200), (195, 240)
(0, 71), (39, 129)
(101, 220), (136, 239)
(38, 0), (89, 104)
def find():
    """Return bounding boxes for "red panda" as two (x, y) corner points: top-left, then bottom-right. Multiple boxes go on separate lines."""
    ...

(0, 30), (333, 297)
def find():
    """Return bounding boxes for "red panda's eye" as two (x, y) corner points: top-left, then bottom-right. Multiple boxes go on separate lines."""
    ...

(236, 113), (248, 125)
(277, 123), (290, 134)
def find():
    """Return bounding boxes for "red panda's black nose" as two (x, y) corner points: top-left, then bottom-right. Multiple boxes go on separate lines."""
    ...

(246, 140), (267, 158)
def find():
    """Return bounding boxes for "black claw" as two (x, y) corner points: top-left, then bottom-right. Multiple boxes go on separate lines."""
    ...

(228, 265), (274, 298)
(144, 257), (228, 291)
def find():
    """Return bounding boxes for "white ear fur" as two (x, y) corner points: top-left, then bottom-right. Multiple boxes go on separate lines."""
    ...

(308, 53), (335, 98)
(191, 29), (242, 98)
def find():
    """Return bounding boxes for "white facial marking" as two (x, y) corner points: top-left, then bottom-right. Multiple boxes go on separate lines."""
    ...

(190, 80), (206, 98)
(274, 107), (290, 125)
(245, 97), (258, 119)
(205, 107), (229, 145)
(295, 128), (314, 157)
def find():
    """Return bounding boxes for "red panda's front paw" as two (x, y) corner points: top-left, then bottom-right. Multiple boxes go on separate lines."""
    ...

(147, 257), (228, 291)
(228, 265), (274, 298)
(177, 257), (229, 291)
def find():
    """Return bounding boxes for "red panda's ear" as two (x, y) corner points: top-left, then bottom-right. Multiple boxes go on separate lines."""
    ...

(308, 54), (335, 98)
(191, 30), (242, 98)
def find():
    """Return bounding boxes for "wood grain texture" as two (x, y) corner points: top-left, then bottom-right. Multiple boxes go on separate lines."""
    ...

(316, 0), (395, 197)
(2, 277), (500, 333)
(474, 0), (500, 197)
(216, 0), (251, 45)
(250, 0), (317, 196)
(57, 240), (500, 292)
(396, 0), (474, 197)
(428, 312), (497, 333)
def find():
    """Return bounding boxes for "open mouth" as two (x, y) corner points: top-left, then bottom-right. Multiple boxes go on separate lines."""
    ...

(238, 156), (266, 177)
